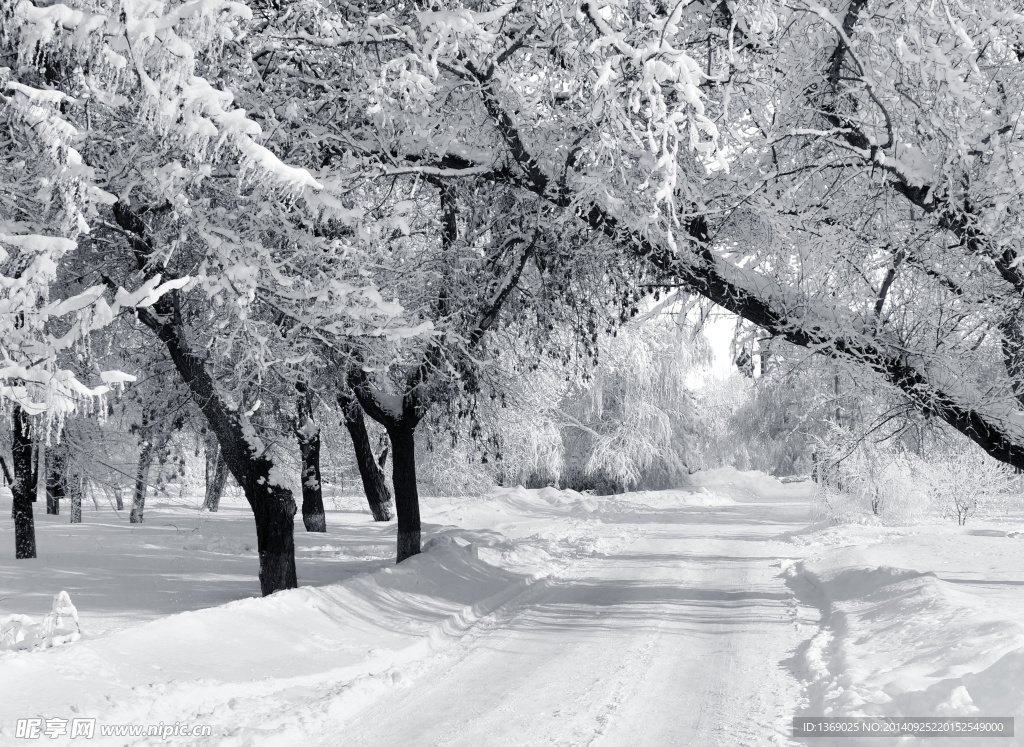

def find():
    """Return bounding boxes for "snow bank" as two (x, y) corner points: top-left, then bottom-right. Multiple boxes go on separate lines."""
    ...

(489, 485), (599, 515)
(0, 536), (545, 745)
(424, 488), (643, 568)
(601, 486), (739, 509)
(485, 484), (740, 515)
(784, 541), (1024, 731)
(688, 466), (814, 500)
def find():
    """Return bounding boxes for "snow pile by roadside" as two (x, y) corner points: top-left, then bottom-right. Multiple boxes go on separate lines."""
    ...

(690, 466), (812, 500)
(0, 531), (551, 746)
(424, 486), (648, 567)
(600, 486), (738, 510)
(783, 542), (1024, 728)
(489, 485), (599, 515)
(489, 483), (742, 515)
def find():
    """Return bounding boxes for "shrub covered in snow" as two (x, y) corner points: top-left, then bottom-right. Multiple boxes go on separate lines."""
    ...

(811, 428), (1021, 526)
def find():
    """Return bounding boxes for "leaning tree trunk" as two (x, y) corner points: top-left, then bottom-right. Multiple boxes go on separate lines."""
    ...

(162, 329), (298, 595)
(7, 407), (38, 559)
(130, 440), (153, 524)
(46, 441), (65, 515)
(295, 392), (327, 532)
(340, 394), (393, 521)
(165, 351), (298, 595)
(203, 435), (229, 512)
(116, 201), (298, 596)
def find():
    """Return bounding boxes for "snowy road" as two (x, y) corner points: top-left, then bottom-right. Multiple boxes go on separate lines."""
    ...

(6, 475), (1023, 746)
(336, 489), (812, 747)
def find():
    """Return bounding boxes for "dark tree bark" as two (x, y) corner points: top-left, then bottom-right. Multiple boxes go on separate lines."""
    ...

(342, 184), (537, 561)
(1001, 316), (1024, 408)
(295, 388), (327, 533)
(5, 407), (38, 559)
(114, 201), (298, 596)
(69, 475), (82, 524)
(203, 435), (229, 512)
(157, 331), (297, 594)
(348, 373), (424, 562)
(387, 422), (421, 562)
(130, 440), (152, 524)
(46, 441), (65, 515)
(339, 392), (393, 522)
(113, 487), (123, 511)
(157, 333), (297, 595)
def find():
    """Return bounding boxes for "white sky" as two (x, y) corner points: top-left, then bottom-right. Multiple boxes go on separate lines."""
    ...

(703, 309), (736, 379)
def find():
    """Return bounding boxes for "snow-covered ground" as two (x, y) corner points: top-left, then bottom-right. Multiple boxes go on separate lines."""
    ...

(0, 471), (1022, 745)
(783, 519), (1024, 746)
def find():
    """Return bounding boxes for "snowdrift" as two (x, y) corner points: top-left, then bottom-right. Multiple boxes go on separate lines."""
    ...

(0, 480), (668, 746)
(784, 542), (1024, 738)
(689, 466), (815, 501)
(0, 537), (545, 746)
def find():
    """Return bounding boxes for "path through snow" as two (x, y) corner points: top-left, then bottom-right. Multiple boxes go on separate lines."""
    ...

(0, 472), (818, 745)
(337, 488), (812, 746)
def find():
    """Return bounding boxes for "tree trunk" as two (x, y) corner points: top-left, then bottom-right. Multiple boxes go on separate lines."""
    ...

(295, 396), (327, 532)
(9, 407), (38, 559)
(348, 371), (426, 563)
(760, 338), (772, 377)
(834, 372), (842, 427)
(45, 442), (64, 515)
(69, 476), (82, 524)
(31, 445), (39, 503)
(154, 317), (297, 595)
(116, 202), (298, 596)
(162, 337), (298, 595)
(387, 423), (421, 562)
(113, 487), (123, 511)
(203, 436), (229, 512)
(130, 441), (153, 524)
(340, 394), (394, 521)
(1001, 316), (1024, 408)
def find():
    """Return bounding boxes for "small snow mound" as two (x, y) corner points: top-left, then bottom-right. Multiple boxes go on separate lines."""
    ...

(487, 485), (597, 516)
(685, 487), (736, 506)
(780, 522), (907, 548)
(805, 564), (935, 602)
(777, 559), (798, 578)
(422, 533), (479, 559)
(535, 486), (565, 502)
(422, 535), (459, 553)
(936, 685), (980, 716)
(0, 591), (81, 652)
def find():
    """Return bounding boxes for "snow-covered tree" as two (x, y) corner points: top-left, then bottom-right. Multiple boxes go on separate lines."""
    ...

(3, 0), (435, 587)
(280, 0), (1024, 475)
(556, 316), (709, 492)
(0, 16), (179, 554)
(9, 0), (1024, 581)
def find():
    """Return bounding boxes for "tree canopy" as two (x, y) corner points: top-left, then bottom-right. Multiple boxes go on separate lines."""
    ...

(5, 0), (1024, 588)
